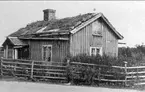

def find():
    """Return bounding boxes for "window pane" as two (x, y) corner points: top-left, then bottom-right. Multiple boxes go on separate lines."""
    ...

(47, 47), (51, 61)
(96, 48), (100, 55)
(42, 46), (52, 61)
(91, 48), (95, 56)
(8, 48), (13, 58)
(43, 46), (47, 60)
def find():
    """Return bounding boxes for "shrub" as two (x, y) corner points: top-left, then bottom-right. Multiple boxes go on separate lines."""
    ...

(66, 49), (145, 86)
(69, 54), (124, 66)
(68, 64), (98, 85)
(118, 46), (145, 66)
(67, 54), (125, 85)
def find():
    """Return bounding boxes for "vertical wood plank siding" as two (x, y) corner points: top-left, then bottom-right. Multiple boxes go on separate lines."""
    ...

(29, 40), (69, 62)
(102, 20), (118, 57)
(70, 18), (118, 57)
(70, 19), (102, 56)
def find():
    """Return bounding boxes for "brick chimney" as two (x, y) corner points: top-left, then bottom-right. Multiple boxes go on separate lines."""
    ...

(43, 9), (56, 21)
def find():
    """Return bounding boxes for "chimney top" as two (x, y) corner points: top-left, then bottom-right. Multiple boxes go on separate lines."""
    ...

(43, 9), (56, 13)
(43, 9), (56, 21)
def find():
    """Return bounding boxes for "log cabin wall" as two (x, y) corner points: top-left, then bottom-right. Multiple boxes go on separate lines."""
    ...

(28, 40), (69, 62)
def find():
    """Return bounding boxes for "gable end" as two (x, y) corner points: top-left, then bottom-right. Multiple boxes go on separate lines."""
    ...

(70, 13), (123, 40)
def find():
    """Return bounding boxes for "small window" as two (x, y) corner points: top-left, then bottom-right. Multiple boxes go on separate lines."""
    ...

(92, 21), (102, 36)
(42, 45), (52, 61)
(90, 47), (102, 56)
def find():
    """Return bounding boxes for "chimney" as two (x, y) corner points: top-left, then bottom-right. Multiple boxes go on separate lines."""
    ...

(43, 9), (56, 21)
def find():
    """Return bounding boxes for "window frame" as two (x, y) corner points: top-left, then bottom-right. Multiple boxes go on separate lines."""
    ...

(90, 47), (102, 56)
(42, 45), (52, 61)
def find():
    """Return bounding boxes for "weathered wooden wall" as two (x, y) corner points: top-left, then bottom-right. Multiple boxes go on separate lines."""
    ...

(70, 17), (118, 57)
(28, 40), (69, 62)
(102, 19), (118, 57)
(70, 18), (103, 56)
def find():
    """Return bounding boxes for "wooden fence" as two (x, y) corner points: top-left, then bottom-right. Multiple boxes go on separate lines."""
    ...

(69, 61), (145, 86)
(69, 62), (126, 86)
(1, 58), (145, 86)
(0, 58), (68, 82)
(124, 65), (145, 86)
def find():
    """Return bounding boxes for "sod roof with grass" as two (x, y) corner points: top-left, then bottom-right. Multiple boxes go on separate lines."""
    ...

(9, 13), (96, 37)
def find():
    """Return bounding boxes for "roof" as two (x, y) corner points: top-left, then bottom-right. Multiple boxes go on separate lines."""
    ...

(9, 13), (96, 37)
(9, 12), (123, 39)
(2, 37), (28, 46)
(9, 37), (27, 46)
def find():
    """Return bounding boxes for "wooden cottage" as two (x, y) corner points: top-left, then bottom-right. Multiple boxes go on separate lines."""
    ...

(2, 9), (123, 62)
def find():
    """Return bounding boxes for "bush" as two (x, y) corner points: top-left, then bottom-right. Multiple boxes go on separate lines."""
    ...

(66, 49), (145, 86)
(68, 64), (98, 85)
(118, 45), (145, 66)
(67, 54), (125, 85)
(69, 54), (124, 66)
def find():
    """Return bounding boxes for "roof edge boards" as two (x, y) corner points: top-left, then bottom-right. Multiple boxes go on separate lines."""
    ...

(70, 13), (102, 34)
(19, 37), (69, 40)
(101, 14), (124, 40)
(70, 13), (123, 40)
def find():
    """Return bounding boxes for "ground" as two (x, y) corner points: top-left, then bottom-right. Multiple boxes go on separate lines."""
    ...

(0, 80), (143, 92)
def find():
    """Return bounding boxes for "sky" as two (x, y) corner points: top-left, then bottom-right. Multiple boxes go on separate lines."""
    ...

(0, 1), (145, 47)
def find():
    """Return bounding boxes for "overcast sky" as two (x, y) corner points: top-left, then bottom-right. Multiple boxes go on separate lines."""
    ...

(0, 1), (145, 47)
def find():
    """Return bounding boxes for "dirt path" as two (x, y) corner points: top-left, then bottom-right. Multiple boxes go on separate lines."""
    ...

(0, 81), (143, 92)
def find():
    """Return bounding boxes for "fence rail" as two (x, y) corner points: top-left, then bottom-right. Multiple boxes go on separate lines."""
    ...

(0, 58), (68, 82)
(1, 58), (145, 86)
(70, 61), (145, 86)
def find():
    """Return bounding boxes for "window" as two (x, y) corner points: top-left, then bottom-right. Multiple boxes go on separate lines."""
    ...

(92, 21), (102, 36)
(8, 48), (13, 59)
(42, 45), (52, 61)
(90, 47), (102, 56)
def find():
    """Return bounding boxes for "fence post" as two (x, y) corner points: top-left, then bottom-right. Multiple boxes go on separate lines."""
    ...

(31, 61), (34, 79)
(98, 67), (101, 85)
(66, 59), (70, 83)
(136, 66), (139, 84)
(124, 61), (128, 87)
